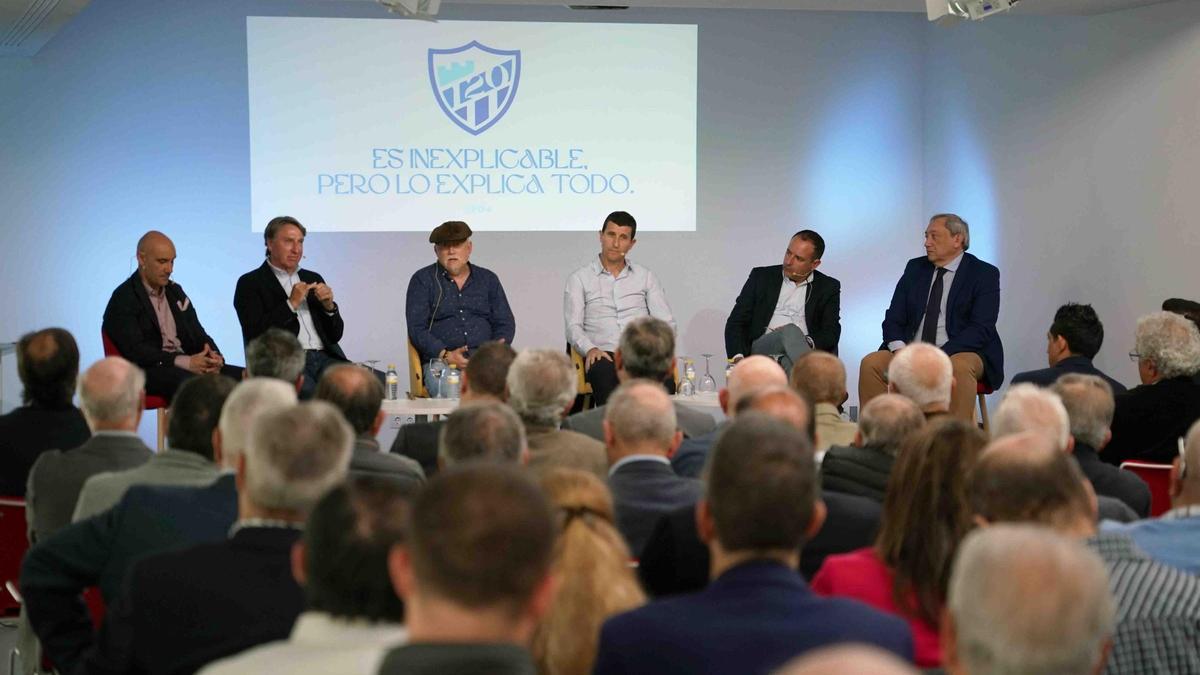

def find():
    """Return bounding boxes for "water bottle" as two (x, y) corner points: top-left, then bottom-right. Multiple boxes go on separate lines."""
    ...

(385, 364), (399, 401)
(444, 364), (461, 399)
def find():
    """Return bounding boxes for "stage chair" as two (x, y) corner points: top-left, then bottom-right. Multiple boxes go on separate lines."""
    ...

(568, 344), (593, 410)
(977, 382), (994, 431)
(1119, 461), (1173, 517)
(100, 331), (168, 451)
(408, 339), (429, 399)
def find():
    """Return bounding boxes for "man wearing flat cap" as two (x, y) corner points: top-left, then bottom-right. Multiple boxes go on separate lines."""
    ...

(405, 221), (516, 384)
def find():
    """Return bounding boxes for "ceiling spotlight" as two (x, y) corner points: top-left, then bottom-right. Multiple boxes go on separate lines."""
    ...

(927, 0), (1022, 25)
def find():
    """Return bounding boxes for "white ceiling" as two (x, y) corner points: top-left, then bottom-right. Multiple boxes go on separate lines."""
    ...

(447, 0), (1176, 15)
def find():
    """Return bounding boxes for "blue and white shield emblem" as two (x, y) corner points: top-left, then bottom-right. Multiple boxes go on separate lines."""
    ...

(428, 41), (521, 136)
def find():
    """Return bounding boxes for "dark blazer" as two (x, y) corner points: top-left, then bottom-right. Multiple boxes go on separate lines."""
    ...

(0, 404), (89, 496)
(103, 271), (224, 369)
(608, 459), (703, 558)
(389, 419), (445, 478)
(564, 401), (716, 443)
(21, 475), (237, 672)
(79, 525), (304, 675)
(638, 490), (882, 597)
(1010, 355), (1127, 394)
(595, 560), (913, 675)
(1074, 444), (1151, 518)
(725, 266), (841, 358)
(350, 437), (425, 494)
(880, 253), (1004, 388)
(26, 433), (153, 543)
(669, 424), (722, 479)
(819, 445), (895, 502)
(233, 261), (347, 360)
(1103, 376), (1200, 465)
(379, 643), (536, 675)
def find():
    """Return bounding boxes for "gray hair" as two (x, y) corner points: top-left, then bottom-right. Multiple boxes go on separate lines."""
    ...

(78, 357), (145, 426)
(505, 349), (576, 428)
(438, 402), (526, 466)
(617, 317), (675, 381)
(1135, 311), (1200, 379)
(245, 328), (306, 383)
(931, 212), (970, 251)
(859, 393), (925, 455)
(1051, 374), (1114, 450)
(605, 380), (677, 448)
(948, 525), (1114, 675)
(218, 378), (298, 469)
(245, 401), (353, 513)
(992, 384), (1071, 452)
(887, 343), (952, 410)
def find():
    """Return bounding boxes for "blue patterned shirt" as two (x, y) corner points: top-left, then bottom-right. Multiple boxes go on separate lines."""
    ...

(405, 262), (515, 363)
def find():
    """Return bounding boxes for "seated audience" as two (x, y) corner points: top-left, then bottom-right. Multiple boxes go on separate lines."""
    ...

(942, 525), (1115, 675)
(532, 468), (646, 675)
(26, 357), (153, 543)
(315, 364), (424, 492)
(969, 432), (1200, 672)
(0, 327), (90, 496)
(603, 381), (702, 557)
(244, 327), (306, 390)
(1105, 311), (1200, 464)
(776, 645), (918, 675)
(812, 417), (987, 667)
(78, 400), (352, 674)
(199, 478), (410, 674)
(594, 414), (912, 675)
(789, 351), (857, 452)
(820, 393), (924, 502)
(886, 342), (953, 419)
(507, 349), (606, 478)
(378, 464), (556, 674)
(390, 340), (515, 476)
(1011, 303), (1126, 393)
(437, 401), (527, 467)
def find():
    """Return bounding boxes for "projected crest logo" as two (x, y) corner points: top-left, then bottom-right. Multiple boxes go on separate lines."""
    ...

(428, 41), (522, 136)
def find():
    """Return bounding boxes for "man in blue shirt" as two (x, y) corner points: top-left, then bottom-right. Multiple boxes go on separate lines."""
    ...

(405, 221), (516, 384)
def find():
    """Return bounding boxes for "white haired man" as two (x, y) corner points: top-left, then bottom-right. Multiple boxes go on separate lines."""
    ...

(885, 343), (953, 419)
(507, 349), (606, 478)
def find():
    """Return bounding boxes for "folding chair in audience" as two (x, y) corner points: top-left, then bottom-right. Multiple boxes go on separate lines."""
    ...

(1119, 461), (1173, 517)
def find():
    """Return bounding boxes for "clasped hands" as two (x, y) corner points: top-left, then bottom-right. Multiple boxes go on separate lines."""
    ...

(289, 282), (336, 312)
(187, 344), (224, 374)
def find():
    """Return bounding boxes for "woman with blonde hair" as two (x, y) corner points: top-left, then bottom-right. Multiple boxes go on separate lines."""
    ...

(533, 468), (646, 675)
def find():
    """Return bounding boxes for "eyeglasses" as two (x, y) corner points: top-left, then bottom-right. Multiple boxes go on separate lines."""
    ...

(1129, 351), (1143, 362)
(1180, 436), (1189, 480)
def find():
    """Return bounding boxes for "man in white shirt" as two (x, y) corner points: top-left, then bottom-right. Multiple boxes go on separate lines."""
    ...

(565, 211), (676, 405)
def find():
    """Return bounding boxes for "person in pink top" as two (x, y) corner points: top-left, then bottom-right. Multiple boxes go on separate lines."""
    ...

(811, 417), (987, 668)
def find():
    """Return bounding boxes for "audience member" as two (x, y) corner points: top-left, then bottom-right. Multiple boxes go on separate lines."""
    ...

(377, 464), (556, 674)
(564, 317), (715, 441)
(1163, 297), (1200, 334)
(775, 645), (918, 675)
(886, 342), (953, 418)
(969, 432), (1200, 672)
(438, 401), (526, 467)
(0, 327), (89, 496)
(26, 357), (153, 543)
(199, 478), (410, 674)
(789, 351), (856, 452)
(812, 417), (987, 667)
(942, 525), (1115, 675)
(78, 400), (352, 674)
(594, 414), (912, 675)
(507, 349), (606, 477)
(820, 393), (924, 502)
(1011, 303), (1126, 393)
(1105, 311), (1200, 464)
(603, 381), (701, 557)
(315, 364), (424, 492)
(532, 468), (645, 675)
(244, 327), (306, 390)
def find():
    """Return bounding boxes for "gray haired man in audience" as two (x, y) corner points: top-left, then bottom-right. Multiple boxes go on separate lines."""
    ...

(245, 327), (306, 391)
(438, 401), (527, 467)
(508, 349), (606, 478)
(820, 393), (924, 502)
(941, 524), (1115, 675)
(886, 342), (953, 419)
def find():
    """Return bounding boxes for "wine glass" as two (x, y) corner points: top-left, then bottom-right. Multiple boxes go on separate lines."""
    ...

(366, 359), (380, 374)
(428, 358), (446, 398)
(678, 356), (695, 397)
(699, 354), (717, 393)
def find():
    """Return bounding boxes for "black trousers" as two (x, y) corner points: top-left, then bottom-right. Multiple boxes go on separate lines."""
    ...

(145, 363), (244, 403)
(585, 353), (676, 407)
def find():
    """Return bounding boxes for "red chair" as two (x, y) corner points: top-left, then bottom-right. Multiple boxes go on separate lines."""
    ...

(1119, 461), (1173, 517)
(977, 382), (995, 431)
(0, 497), (29, 617)
(101, 331), (169, 451)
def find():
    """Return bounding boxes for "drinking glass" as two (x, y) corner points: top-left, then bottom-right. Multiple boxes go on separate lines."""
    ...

(699, 354), (717, 393)
(428, 358), (446, 398)
(678, 356), (695, 397)
(366, 359), (380, 373)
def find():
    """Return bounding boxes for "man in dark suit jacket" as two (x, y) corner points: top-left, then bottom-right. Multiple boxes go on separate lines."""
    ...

(725, 230), (841, 366)
(234, 216), (349, 398)
(0, 328), (90, 496)
(860, 213), (1003, 421)
(594, 416), (912, 675)
(103, 231), (242, 402)
(1011, 303), (1126, 393)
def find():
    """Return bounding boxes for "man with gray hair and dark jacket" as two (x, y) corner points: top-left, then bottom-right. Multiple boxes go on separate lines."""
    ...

(820, 393), (924, 502)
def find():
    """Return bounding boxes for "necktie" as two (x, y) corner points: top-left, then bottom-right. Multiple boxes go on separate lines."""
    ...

(921, 267), (948, 344)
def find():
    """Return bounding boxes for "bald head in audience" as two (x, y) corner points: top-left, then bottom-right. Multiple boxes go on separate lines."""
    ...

(722, 355), (788, 416)
(774, 645), (918, 675)
(604, 380), (681, 463)
(438, 401), (527, 467)
(315, 363), (386, 438)
(887, 343), (953, 415)
(17, 327), (80, 408)
(78, 357), (145, 432)
(991, 384), (1072, 452)
(734, 385), (811, 434)
(855, 393), (924, 455)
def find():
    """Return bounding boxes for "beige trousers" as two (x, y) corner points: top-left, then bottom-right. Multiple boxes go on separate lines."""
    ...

(858, 349), (984, 422)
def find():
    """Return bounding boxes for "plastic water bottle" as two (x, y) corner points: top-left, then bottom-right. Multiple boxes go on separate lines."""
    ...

(385, 364), (399, 401)
(444, 364), (461, 399)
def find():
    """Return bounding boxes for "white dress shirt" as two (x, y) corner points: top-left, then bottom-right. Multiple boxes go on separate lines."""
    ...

(564, 257), (676, 354)
(889, 252), (963, 352)
(766, 271), (811, 337)
(197, 612), (407, 675)
(268, 262), (325, 351)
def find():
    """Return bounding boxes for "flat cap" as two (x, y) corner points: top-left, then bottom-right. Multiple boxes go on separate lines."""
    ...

(429, 221), (473, 244)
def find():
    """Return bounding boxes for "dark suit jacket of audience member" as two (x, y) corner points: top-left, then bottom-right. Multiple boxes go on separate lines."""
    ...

(594, 560), (913, 675)
(0, 404), (89, 496)
(564, 401), (716, 444)
(350, 437), (424, 494)
(1074, 444), (1151, 517)
(102, 271), (227, 372)
(880, 253), (1004, 388)
(609, 459), (703, 558)
(1103, 375), (1200, 465)
(21, 475), (237, 672)
(819, 445), (895, 502)
(233, 261), (347, 360)
(389, 419), (445, 478)
(1010, 355), (1127, 394)
(26, 433), (152, 542)
(638, 490), (882, 597)
(724, 266), (842, 358)
(79, 526), (304, 675)
(670, 424), (723, 479)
